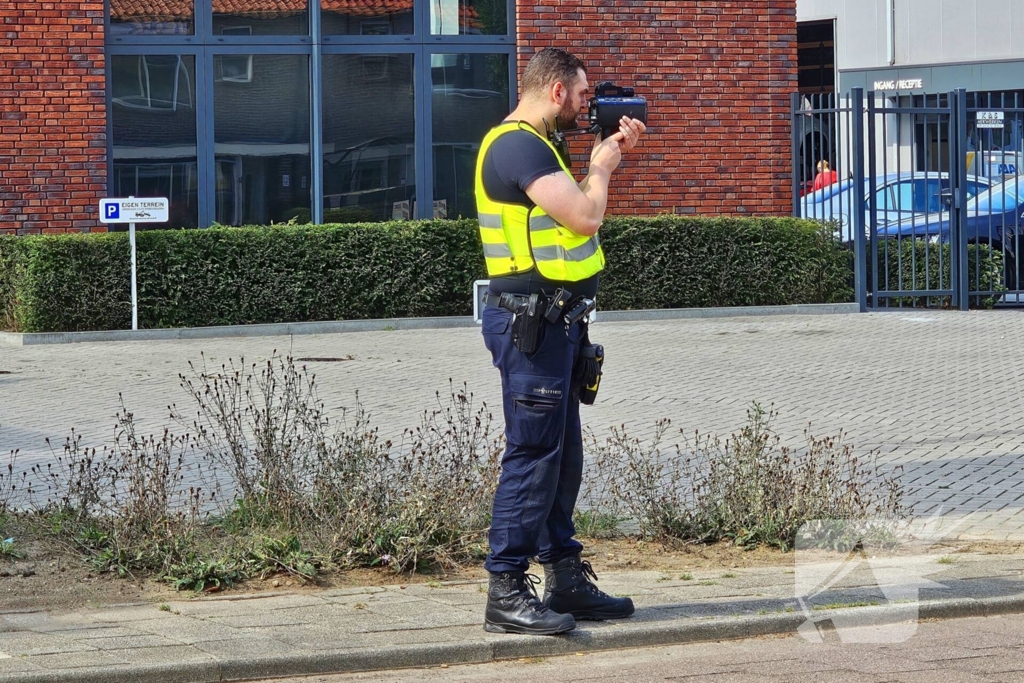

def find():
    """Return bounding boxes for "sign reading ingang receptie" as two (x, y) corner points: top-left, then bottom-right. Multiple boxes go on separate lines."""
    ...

(99, 198), (169, 224)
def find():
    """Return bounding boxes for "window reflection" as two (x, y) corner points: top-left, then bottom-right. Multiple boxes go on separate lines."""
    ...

(321, 0), (414, 36)
(432, 53), (508, 219)
(109, 0), (195, 36)
(430, 0), (507, 36)
(212, 0), (309, 36)
(322, 55), (416, 222)
(213, 55), (311, 225)
(111, 55), (199, 228)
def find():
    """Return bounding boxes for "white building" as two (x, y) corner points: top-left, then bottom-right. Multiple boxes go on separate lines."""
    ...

(796, 0), (1024, 177)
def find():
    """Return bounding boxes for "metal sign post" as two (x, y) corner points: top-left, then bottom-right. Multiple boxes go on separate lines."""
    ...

(129, 213), (138, 331)
(98, 197), (169, 331)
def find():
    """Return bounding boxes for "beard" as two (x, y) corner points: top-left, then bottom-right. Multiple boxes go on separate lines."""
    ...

(555, 97), (580, 131)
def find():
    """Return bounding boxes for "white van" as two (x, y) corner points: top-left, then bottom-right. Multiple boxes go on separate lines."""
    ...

(966, 151), (1024, 180)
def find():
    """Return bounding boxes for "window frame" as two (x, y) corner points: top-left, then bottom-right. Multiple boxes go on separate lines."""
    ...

(105, 0), (516, 225)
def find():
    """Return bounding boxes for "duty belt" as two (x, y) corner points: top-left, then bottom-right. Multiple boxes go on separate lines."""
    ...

(483, 290), (596, 328)
(483, 291), (534, 312)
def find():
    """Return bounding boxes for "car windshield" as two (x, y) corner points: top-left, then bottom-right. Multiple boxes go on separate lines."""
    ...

(972, 177), (1024, 212)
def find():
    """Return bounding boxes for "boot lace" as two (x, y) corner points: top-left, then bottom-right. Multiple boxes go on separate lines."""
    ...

(520, 573), (546, 607)
(504, 572), (549, 611)
(574, 560), (611, 597)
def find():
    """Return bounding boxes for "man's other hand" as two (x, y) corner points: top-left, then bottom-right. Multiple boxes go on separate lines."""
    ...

(616, 116), (646, 152)
(589, 117), (646, 175)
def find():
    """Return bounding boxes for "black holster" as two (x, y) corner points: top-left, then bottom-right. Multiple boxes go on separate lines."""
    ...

(509, 292), (544, 354)
(572, 334), (604, 405)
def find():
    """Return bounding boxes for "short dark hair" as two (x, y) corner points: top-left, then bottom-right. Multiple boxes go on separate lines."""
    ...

(521, 48), (586, 97)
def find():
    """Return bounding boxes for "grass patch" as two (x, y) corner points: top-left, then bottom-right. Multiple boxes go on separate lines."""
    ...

(0, 537), (23, 560)
(573, 509), (621, 539)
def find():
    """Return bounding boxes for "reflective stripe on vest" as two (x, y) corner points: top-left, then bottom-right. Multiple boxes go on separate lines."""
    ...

(474, 121), (604, 282)
(528, 214), (558, 232)
(482, 242), (513, 258)
(533, 238), (601, 263)
(479, 213), (502, 228)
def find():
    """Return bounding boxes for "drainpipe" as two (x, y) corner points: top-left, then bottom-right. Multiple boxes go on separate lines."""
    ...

(886, 0), (896, 65)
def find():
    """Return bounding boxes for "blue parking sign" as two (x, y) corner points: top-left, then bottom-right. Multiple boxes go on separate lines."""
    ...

(105, 203), (120, 220)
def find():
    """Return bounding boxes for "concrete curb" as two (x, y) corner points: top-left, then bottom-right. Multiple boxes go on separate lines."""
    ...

(7, 592), (1023, 683)
(0, 303), (859, 346)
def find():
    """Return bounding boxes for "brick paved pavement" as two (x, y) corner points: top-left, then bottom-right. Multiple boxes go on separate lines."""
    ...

(2, 310), (1024, 537)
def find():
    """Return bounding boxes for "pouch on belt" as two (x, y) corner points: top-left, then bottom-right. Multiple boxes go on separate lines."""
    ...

(573, 340), (604, 405)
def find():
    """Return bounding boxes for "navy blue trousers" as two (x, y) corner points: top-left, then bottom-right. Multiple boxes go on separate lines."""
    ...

(481, 303), (586, 573)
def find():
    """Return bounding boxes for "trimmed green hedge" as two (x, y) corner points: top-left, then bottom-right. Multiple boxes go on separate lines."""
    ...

(597, 217), (851, 309)
(0, 217), (852, 333)
(871, 240), (1006, 309)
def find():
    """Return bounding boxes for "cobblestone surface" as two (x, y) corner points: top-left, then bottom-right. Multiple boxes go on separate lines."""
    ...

(2, 310), (1024, 537)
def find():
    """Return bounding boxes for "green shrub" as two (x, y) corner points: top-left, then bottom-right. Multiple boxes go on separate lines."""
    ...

(598, 217), (853, 309)
(0, 236), (25, 331)
(0, 217), (852, 333)
(871, 239), (1005, 309)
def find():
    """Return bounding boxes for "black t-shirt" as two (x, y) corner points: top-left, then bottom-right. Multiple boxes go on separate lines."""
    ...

(481, 123), (600, 300)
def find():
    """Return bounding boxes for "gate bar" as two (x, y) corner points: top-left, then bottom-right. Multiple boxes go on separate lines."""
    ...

(790, 92), (801, 217)
(952, 89), (970, 311)
(850, 88), (868, 312)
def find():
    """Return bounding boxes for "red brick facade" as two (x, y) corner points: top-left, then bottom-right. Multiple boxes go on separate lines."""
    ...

(0, 1), (107, 235)
(1, 1), (795, 234)
(517, 0), (797, 216)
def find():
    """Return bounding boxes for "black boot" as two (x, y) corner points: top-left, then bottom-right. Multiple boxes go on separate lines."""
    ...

(542, 554), (635, 620)
(484, 571), (576, 635)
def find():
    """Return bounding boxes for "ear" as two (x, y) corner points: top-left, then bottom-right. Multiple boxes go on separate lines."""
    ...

(551, 80), (567, 105)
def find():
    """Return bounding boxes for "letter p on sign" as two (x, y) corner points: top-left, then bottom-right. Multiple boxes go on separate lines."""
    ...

(105, 203), (120, 220)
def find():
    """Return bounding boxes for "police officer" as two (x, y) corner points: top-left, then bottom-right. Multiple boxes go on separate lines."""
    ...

(475, 47), (646, 635)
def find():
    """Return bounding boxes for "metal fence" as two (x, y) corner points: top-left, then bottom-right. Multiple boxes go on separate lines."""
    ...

(792, 88), (1024, 310)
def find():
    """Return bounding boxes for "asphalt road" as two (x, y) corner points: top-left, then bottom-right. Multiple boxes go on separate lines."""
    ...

(257, 611), (1024, 683)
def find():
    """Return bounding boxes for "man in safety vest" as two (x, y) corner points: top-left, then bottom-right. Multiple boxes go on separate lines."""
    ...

(475, 47), (645, 636)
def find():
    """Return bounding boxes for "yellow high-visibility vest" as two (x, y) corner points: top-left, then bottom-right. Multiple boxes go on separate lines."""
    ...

(474, 121), (605, 282)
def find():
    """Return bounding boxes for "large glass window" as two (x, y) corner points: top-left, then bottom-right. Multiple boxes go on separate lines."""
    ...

(430, 0), (507, 36)
(109, 0), (195, 36)
(213, 55), (311, 225)
(431, 53), (508, 219)
(322, 54), (416, 223)
(111, 54), (199, 227)
(322, 0), (414, 36)
(107, 0), (513, 227)
(213, 0), (309, 36)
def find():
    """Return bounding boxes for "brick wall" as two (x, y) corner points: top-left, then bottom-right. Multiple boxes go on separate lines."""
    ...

(516, 0), (797, 216)
(0, 1), (106, 235)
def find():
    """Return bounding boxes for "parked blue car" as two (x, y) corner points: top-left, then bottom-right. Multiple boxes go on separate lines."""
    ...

(880, 177), (1023, 241)
(799, 173), (992, 242)
(879, 177), (1024, 287)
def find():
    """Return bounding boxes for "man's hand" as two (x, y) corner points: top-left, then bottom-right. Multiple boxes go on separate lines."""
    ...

(589, 116), (646, 175)
(616, 116), (646, 152)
